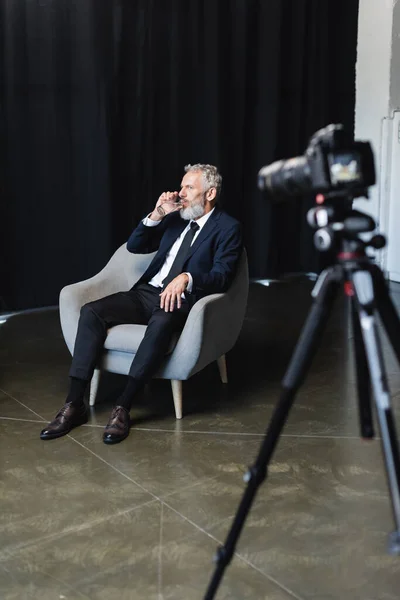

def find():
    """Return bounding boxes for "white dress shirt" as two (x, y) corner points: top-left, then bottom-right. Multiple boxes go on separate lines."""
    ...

(143, 208), (215, 292)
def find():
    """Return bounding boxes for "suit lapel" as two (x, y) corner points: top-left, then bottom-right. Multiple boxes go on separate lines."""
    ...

(165, 218), (188, 252)
(146, 218), (187, 278)
(185, 207), (221, 262)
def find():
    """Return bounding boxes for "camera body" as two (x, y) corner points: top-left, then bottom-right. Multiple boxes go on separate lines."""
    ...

(258, 124), (376, 198)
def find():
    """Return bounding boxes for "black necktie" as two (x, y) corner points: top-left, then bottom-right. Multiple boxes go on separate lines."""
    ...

(162, 221), (200, 289)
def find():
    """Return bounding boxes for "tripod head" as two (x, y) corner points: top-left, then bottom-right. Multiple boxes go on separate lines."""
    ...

(306, 192), (386, 257)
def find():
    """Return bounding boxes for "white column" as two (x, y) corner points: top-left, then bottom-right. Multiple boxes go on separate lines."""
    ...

(355, 0), (400, 279)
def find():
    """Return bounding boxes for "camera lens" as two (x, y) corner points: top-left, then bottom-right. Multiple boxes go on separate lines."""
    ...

(258, 157), (311, 196)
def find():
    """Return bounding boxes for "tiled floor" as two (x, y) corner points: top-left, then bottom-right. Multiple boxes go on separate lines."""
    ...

(0, 279), (400, 599)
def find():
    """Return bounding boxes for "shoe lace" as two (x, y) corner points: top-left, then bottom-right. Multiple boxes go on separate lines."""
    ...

(106, 407), (128, 430)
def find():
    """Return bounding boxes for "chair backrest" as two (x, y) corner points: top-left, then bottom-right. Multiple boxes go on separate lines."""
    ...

(225, 248), (249, 310)
(103, 244), (156, 291)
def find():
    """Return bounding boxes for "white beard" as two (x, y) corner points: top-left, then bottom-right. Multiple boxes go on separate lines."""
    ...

(180, 201), (205, 221)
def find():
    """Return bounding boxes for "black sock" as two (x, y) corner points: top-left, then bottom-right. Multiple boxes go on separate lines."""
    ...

(116, 377), (142, 412)
(66, 377), (88, 407)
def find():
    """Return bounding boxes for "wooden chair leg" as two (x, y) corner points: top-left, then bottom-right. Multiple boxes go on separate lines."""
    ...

(89, 369), (101, 406)
(217, 355), (228, 384)
(171, 379), (183, 419)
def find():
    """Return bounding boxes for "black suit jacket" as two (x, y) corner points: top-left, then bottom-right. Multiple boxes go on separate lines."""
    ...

(126, 206), (243, 303)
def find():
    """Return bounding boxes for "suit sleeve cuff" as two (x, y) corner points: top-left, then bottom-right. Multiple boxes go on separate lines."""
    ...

(142, 214), (162, 227)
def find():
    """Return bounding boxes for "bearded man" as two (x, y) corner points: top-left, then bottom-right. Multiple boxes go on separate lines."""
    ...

(40, 164), (242, 444)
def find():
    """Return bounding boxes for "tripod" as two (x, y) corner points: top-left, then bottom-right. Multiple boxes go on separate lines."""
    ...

(204, 201), (400, 600)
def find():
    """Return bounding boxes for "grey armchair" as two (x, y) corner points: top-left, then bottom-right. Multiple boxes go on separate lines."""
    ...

(59, 244), (249, 419)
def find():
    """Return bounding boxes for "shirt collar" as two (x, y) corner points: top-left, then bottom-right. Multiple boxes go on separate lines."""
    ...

(190, 207), (215, 231)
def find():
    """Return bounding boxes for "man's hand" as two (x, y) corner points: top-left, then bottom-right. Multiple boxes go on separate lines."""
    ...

(150, 191), (182, 221)
(159, 274), (189, 312)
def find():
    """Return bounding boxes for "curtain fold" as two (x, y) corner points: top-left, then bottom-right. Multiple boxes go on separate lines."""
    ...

(0, 0), (359, 309)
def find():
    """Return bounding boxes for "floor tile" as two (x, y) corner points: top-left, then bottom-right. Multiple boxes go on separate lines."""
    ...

(0, 502), (300, 600)
(0, 421), (154, 558)
(209, 436), (400, 600)
(68, 427), (263, 498)
(0, 389), (44, 421)
(0, 503), (161, 600)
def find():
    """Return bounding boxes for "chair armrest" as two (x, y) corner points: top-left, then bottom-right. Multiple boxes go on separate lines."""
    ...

(158, 291), (247, 380)
(59, 245), (156, 355)
(59, 271), (124, 355)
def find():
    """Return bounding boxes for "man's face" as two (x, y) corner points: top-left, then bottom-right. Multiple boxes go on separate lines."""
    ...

(178, 171), (207, 221)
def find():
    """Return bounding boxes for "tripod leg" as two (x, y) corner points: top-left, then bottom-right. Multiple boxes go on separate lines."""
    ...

(369, 263), (400, 363)
(204, 267), (342, 600)
(352, 270), (400, 554)
(350, 296), (374, 439)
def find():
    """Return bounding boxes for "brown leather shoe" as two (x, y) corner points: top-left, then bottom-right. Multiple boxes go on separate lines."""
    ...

(40, 403), (88, 440)
(103, 406), (130, 444)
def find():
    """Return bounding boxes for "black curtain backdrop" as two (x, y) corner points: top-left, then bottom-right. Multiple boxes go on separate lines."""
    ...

(0, 0), (359, 310)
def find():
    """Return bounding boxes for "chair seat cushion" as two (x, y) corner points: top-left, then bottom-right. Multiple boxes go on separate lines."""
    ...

(104, 324), (177, 354)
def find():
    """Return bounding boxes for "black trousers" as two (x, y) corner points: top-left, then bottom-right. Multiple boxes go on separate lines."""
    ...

(69, 283), (190, 383)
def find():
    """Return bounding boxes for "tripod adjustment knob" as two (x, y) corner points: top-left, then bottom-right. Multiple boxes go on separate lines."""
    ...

(314, 227), (334, 251)
(369, 234), (386, 249)
(243, 465), (268, 484)
(307, 206), (334, 228)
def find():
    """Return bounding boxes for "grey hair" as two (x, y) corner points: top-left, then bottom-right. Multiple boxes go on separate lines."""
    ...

(184, 163), (222, 198)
